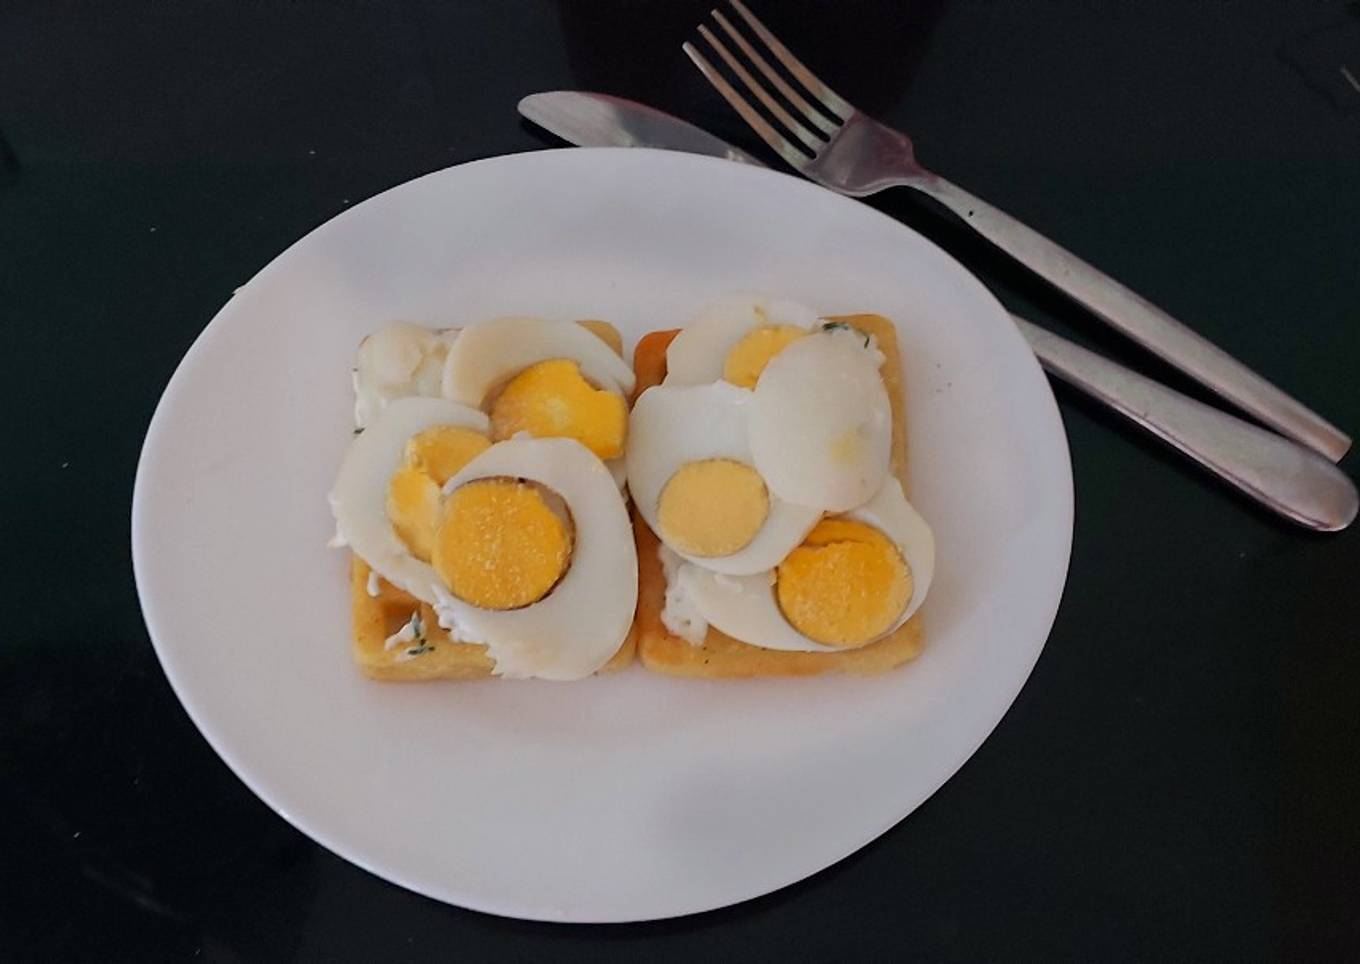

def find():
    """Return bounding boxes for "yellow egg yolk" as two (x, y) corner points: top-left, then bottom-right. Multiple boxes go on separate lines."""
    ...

(433, 479), (573, 610)
(658, 458), (769, 557)
(489, 359), (627, 460)
(722, 325), (807, 388)
(386, 425), (492, 561)
(406, 424), (493, 486)
(775, 519), (912, 647)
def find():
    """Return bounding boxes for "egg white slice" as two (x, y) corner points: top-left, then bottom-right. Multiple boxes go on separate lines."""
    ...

(606, 456), (628, 492)
(673, 477), (934, 653)
(663, 296), (820, 386)
(329, 396), (490, 603)
(352, 322), (458, 429)
(432, 437), (637, 681)
(627, 382), (821, 576)
(748, 326), (892, 512)
(441, 316), (636, 408)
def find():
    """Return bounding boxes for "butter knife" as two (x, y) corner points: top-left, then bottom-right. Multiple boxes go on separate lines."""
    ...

(517, 90), (1357, 531)
(518, 92), (765, 166)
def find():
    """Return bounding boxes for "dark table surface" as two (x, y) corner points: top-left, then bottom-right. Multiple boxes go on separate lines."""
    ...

(3, 1), (1359, 960)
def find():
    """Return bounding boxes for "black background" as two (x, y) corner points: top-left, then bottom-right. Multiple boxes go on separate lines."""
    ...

(2, 1), (1358, 960)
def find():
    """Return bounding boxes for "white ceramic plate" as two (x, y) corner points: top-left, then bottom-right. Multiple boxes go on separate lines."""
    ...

(133, 148), (1072, 923)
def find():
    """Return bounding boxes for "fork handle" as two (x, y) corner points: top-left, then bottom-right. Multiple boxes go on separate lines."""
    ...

(1015, 314), (1357, 531)
(913, 176), (1351, 461)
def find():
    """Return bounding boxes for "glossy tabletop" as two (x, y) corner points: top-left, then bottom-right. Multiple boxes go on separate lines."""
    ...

(2, 2), (1358, 960)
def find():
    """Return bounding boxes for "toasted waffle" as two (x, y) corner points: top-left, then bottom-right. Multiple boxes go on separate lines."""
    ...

(348, 319), (637, 680)
(631, 315), (925, 678)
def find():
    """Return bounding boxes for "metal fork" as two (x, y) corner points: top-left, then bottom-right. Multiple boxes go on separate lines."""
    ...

(684, 0), (1350, 462)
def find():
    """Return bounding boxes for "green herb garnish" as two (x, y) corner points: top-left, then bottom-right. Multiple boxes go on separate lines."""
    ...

(403, 613), (432, 657)
(821, 321), (871, 348)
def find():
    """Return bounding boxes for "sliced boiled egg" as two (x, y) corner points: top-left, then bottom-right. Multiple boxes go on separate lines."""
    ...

(627, 381), (821, 576)
(353, 322), (458, 429)
(442, 316), (635, 410)
(441, 316), (635, 479)
(664, 296), (820, 387)
(434, 477), (573, 610)
(431, 436), (637, 680)
(747, 325), (892, 512)
(386, 424), (493, 561)
(330, 397), (491, 602)
(489, 358), (627, 460)
(671, 477), (934, 653)
(332, 399), (636, 679)
(775, 519), (911, 646)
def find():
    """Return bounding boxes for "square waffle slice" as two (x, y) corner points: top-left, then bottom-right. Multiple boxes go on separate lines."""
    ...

(348, 320), (637, 680)
(632, 314), (924, 678)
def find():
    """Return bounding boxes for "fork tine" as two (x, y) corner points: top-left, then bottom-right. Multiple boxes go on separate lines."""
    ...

(682, 42), (811, 170)
(697, 25), (822, 151)
(728, 0), (854, 121)
(711, 9), (839, 136)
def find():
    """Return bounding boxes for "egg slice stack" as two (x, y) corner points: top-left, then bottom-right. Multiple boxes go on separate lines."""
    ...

(627, 298), (935, 653)
(330, 318), (638, 680)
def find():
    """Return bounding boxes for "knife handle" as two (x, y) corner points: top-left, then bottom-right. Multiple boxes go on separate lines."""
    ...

(1014, 315), (1357, 531)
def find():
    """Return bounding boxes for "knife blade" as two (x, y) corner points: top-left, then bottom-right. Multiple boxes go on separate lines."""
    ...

(515, 90), (1356, 530)
(518, 91), (766, 167)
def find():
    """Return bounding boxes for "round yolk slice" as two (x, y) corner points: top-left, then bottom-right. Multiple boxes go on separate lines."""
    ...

(433, 479), (573, 610)
(722, 324), (807, 389)
(489, 359), (627, 460)
(658, 458), (769, 557)
(387, 425), (492, 561)
(775, 519), (912, 647)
